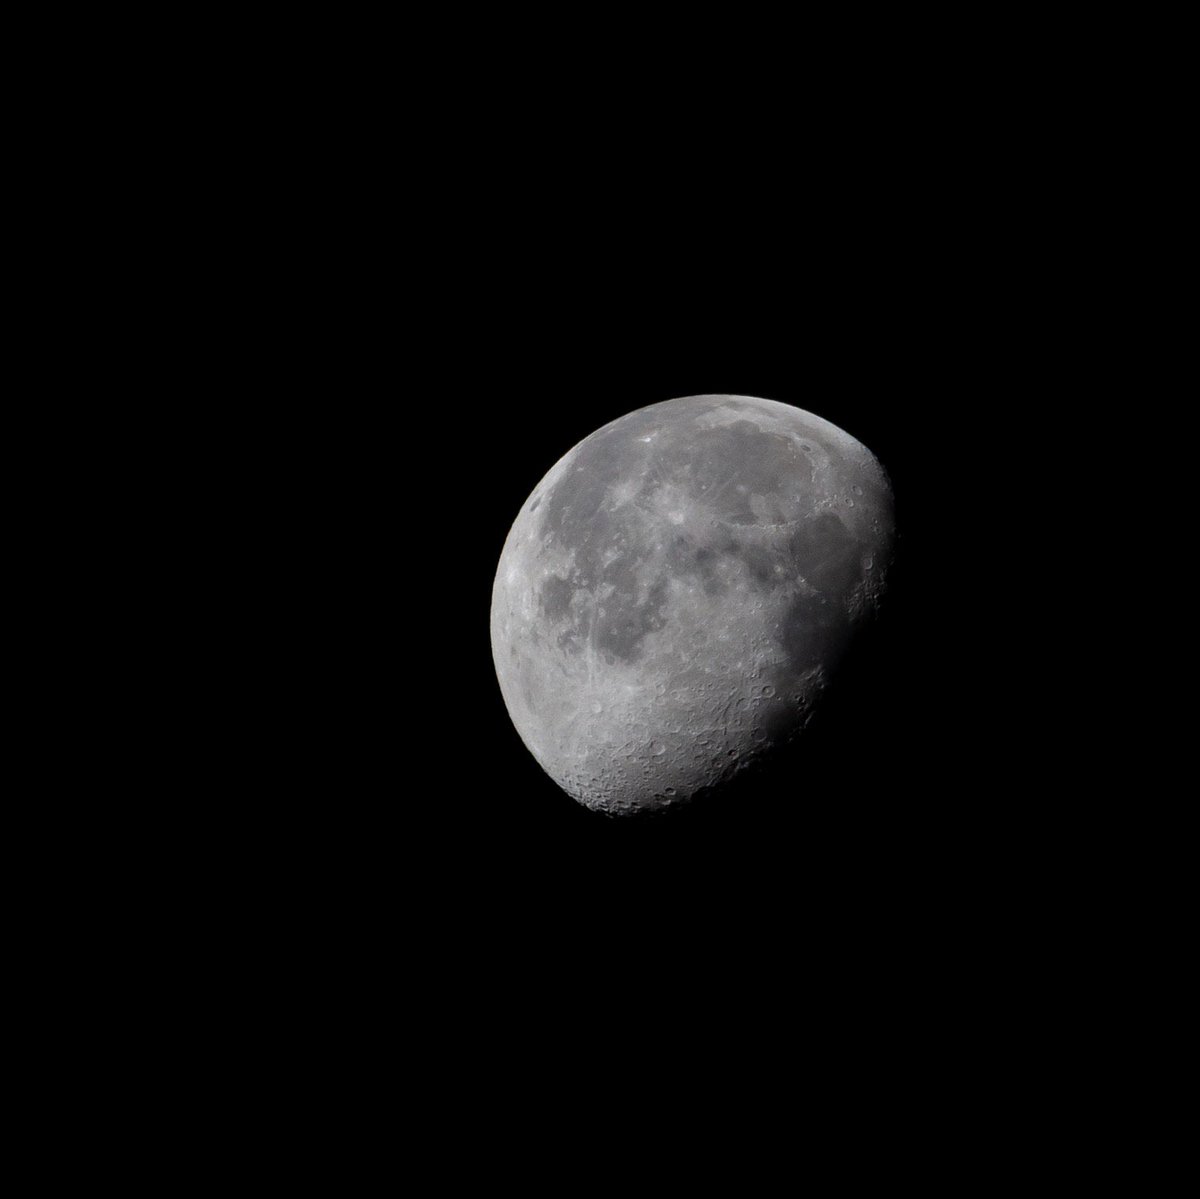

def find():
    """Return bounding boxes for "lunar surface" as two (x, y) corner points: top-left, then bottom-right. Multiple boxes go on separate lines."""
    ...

(491, 395), (895, 816)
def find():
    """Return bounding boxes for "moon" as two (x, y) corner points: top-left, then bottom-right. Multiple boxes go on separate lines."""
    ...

(491, 395), (895, 816)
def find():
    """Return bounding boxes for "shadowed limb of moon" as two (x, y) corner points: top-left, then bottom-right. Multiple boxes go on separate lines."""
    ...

(491, 395), (895, 816)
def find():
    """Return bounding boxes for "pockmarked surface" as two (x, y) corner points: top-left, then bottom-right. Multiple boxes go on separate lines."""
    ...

(491, 395), (895, 815)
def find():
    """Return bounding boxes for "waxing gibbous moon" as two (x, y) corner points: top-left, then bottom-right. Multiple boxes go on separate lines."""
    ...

(491, 395), (895, 816)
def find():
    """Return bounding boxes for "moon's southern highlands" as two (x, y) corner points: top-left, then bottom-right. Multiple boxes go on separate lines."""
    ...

(491, 395), (894, 816)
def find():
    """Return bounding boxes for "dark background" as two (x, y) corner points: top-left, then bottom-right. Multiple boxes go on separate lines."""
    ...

(117, 28), (1163, 1167)
(77, 29), (1143, 1163)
